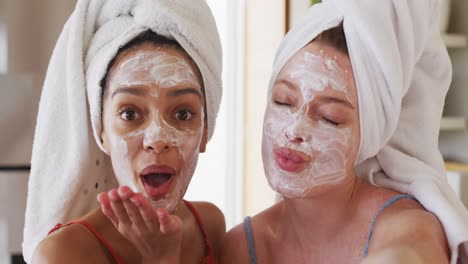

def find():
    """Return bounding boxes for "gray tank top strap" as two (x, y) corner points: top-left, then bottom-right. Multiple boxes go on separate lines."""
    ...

(363, 194), (416, 257)
(243, 216), (258, 264)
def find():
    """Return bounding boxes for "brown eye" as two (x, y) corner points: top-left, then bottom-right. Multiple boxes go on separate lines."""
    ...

(119, 109), (139, 121)
(176, 110), (193, 121)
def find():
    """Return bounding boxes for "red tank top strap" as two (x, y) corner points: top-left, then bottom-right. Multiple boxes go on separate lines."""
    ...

(48, 221), (125, 264)
(183, 200), (216, 264)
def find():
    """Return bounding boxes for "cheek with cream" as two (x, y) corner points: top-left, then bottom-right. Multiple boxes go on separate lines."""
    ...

(107, 112), (203, 212)
(104, 48), (204, 212)
(262, 51), (355, 198)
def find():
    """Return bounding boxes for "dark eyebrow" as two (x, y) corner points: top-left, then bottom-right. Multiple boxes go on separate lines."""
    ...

(319, 96), (355, 109)
(167, 88), (203, 100)
(111, 87), (146, 98)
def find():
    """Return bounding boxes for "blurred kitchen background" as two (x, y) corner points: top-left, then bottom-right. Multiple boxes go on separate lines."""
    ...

(0, 0), (468, 263)
(0, 1), (77, 263)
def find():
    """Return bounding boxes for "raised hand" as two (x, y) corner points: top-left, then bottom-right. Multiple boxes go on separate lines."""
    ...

(97, 186), (183, 264)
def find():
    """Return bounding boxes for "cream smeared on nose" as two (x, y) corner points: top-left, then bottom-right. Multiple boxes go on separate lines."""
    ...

(263, 50), (354, 198)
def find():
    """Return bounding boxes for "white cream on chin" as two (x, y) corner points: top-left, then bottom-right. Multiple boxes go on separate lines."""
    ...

(263, 52), (354, 198)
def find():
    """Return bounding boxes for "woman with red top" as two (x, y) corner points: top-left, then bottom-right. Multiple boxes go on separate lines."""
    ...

(24, 0), (225, 263)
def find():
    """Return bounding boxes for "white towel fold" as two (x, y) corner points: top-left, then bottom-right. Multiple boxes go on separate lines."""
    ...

(22, 0), (222, 262)
(269, 0), (468, 262)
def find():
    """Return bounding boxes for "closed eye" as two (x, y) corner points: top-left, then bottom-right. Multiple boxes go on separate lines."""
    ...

(322, 117), (339, 126)
(274, 100), (292, 107)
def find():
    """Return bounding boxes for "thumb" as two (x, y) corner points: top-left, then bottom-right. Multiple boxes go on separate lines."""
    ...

(156, 208), (182, 235)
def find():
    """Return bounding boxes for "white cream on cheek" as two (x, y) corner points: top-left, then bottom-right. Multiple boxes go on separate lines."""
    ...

(263, 51), (354, 198)
(106, 48), (204, 211)
(108, 110), (204, 212)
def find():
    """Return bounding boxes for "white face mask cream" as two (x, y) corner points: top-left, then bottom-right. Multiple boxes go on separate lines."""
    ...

(103, 46), (204, 212)
(115, 49), (202, 90)
(262, 49), (356, 198)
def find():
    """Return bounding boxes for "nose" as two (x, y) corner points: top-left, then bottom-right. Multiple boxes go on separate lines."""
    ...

(285, 132), (305, 144)
(142, 122), (172, 153)
(285, 113), (311, 144)
(143, 139), (171, 154)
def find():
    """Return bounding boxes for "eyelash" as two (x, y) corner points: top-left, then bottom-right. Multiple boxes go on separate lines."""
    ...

(118, 107), (140, 121)
(274, 100), (292, 107)
(322, 117), (339, 126)
(174, 108), (195, 121)
(274, 96), (343, 127)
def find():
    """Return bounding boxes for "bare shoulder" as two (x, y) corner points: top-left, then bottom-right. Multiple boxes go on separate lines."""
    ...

(220, 220), (250, 264)
(369, 197), (449, 263)
(190, 201), (225, 224)
(221, 204), (279, 264)
(189, 201), (226, 235)
(31, 223), (109, 264)
(189, 201), (226, 256)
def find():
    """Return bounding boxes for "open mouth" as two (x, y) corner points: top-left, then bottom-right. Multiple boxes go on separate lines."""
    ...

(143, 173), (172, 188)
(140, 165), (176, 199)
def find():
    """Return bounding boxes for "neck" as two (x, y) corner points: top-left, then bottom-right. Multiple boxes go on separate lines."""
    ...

(276, 175), (365, 247)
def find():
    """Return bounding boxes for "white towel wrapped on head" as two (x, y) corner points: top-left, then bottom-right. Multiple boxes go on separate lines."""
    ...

(269, 0), (468, 262)
(23, 0), (222, 262)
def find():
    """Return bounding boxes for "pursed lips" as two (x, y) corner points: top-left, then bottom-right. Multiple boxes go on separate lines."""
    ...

(273, 147), (310, 172)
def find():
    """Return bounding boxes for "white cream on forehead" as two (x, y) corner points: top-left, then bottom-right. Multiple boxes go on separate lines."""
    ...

(263, 50), (354, 198)
(285, 52), (348, 102)
(115, 49), (201, 91)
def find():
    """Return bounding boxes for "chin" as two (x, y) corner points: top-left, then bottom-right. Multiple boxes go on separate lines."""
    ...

(267, 176), (305, 198)
(145, 180), (189, 213)
(268, 176), (335, 199)
(148, 196), (181, 213)
(276, 185), (308, 199)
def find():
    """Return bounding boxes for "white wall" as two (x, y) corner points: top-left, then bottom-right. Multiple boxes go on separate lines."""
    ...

(243, 0), (286, 217)
(185, 0), (245, 229)
(289, 0), (311, 29)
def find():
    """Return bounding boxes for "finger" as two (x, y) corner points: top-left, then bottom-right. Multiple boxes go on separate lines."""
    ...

(130, 194), (159, 232)
(97, 192), (111, 208)
(156, 208), (182, 235)
(97, 192), (118, 226)
(109, 188), (131, 226)
(122, 198), (149, 233)
(117, 186), (134, 200)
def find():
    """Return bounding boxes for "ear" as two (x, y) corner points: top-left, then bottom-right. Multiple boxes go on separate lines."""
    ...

(100, 129), (111, 155)
(199, 123), (208, 153)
